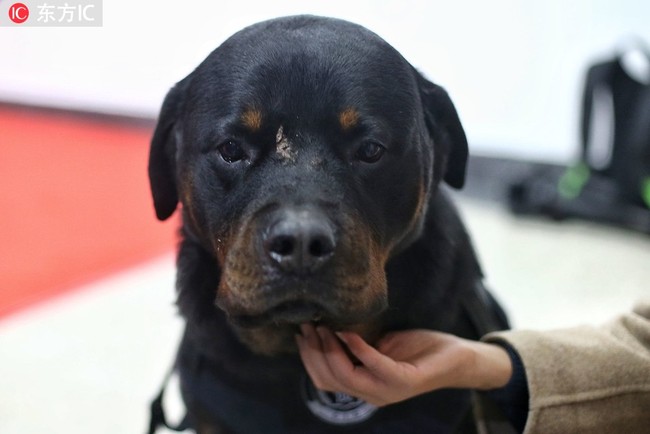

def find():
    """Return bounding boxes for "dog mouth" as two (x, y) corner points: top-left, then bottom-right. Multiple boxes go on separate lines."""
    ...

(228, 300), (330, 328)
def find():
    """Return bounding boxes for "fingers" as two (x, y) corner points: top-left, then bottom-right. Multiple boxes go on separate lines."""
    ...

(296, 324), (399, 406)
(296, 323), (350, 393)
(297, 326), (477, 407)
(335, 331), (397, 378)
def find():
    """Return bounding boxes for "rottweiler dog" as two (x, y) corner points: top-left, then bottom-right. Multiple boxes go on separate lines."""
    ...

(148, 15), (508, 434)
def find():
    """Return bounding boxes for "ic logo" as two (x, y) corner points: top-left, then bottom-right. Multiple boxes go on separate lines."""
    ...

(9, 3), (29, 24)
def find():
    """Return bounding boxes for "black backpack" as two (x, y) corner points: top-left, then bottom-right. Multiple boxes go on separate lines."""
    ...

(509, 43), (650, 233)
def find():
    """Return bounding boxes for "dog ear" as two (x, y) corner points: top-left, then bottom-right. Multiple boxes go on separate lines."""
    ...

(148, 77), (191, 220)
(416, 73), (468, 189)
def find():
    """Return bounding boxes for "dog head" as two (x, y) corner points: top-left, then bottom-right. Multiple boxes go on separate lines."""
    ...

(149, 16), (468, 355)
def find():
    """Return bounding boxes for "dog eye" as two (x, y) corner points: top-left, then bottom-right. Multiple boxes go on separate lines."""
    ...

(355, 141), (386, 163)
(217, 140), (247, 163)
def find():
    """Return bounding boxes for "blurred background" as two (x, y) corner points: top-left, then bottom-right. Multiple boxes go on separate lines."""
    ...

(1, 1), (649, 433)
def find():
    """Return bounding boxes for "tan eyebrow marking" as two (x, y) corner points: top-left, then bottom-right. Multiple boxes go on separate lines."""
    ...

(241, 108), (263, 131)
(339, 107), (360, 131)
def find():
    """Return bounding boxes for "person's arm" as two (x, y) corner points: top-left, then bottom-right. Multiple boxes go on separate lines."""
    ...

(482, 298), (650, 434)
(295, 324), (513, 406)
(297, 299), (650, 434)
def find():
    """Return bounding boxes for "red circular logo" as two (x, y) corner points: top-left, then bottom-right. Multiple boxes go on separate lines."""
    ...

(9, 3), (30, 24)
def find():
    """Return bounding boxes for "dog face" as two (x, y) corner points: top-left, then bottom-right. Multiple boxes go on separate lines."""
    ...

(149, 16), (468, 355)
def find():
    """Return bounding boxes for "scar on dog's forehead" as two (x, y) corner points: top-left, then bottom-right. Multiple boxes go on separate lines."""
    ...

(240, 108), (263, 132)
(275, 125), (296, 162)
(339, 107), (360, 132)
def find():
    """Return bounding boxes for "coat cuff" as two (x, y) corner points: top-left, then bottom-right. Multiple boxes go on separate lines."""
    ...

(483, 342), (529, 433)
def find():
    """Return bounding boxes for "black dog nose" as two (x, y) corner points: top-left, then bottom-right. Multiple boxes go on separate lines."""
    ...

(264, 209), (336, 273)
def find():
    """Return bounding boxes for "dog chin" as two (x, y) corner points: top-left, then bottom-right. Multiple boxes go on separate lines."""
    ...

(230, 312), (384, 357)
(223, 298), (387, 356)
(227, 300), (329, 328)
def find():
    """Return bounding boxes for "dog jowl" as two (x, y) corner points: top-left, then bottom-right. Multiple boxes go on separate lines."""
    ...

(148, 15), (503, 434)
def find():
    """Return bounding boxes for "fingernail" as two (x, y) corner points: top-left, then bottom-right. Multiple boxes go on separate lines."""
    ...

(335, 331), (348, 344)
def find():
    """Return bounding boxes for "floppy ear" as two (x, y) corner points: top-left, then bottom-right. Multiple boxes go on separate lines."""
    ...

(416, 73), (468, 189)
(148, 77), (191, 220)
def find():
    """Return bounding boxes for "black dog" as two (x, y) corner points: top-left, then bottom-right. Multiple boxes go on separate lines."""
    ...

(148, 15), (508, 434)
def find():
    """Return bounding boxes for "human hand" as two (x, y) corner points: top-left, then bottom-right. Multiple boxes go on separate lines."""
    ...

(295, 324), (512, 407)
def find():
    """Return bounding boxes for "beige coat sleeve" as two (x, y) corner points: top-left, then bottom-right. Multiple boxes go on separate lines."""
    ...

(484, 298), (650, 434)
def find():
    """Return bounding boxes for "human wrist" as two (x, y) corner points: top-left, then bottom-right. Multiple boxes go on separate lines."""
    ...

(469, 341), (513, 390)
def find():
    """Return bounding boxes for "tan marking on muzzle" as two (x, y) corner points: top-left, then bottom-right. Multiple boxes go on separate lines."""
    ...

(217, 210), (390, 356)
(236, 326), (295, 356)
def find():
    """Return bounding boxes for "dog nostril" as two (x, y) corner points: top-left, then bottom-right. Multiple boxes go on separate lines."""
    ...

(308, 236), (334, 258)
(270, 235), (295, 257)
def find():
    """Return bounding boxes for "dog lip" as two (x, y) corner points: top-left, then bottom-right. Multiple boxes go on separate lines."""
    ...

(228, 300), (328, 328)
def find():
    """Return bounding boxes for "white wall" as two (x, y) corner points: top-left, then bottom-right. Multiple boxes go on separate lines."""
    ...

(1, 0), (649, 161)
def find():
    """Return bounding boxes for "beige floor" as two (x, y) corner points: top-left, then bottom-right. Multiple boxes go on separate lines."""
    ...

(1, 197), (648, 434)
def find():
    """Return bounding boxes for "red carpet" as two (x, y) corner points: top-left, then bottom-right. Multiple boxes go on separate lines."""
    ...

(0, 106), (179, 319)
